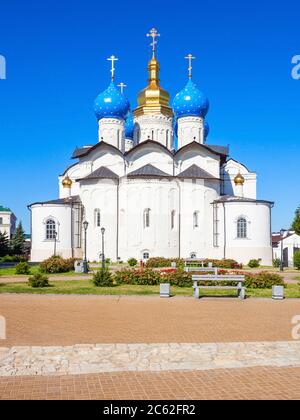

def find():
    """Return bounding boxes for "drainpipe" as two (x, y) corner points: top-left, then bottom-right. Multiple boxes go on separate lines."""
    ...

(116, 179), (119, 261)
(223, 202), (226, 259)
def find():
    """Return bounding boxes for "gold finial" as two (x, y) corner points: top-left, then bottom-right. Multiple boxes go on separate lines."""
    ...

(234, 172), (245, 185)
(185, 54), (196, 79)
(146, 28), (160, 58)
(118, 82), (127, 94)
(62, 176), (72, 188)
(107, 55), (119, 81)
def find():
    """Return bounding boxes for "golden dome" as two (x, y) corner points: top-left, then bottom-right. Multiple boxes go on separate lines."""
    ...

(62, 176), (72, 188)
(234, 172), (245, 185)
(134, 57), (173, 118)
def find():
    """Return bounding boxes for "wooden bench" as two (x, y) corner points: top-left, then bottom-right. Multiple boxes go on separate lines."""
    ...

(192, 275), (246, 300)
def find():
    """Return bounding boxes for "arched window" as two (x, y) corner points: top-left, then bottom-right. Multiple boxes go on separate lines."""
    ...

(95, 209), (101, 227)
(171, 210), (176, 230)
(143, 252), (150, 260)
(46, 219), (56, 240)
(193, 211), (199, 229)
(237, 217), (247, 239)
(144, 209), (151, 228)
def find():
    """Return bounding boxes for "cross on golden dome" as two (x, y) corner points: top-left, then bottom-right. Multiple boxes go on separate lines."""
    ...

(146, 28), (160, 58)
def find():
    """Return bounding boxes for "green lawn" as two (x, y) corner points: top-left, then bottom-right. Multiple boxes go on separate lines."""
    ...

(0, 280), (299, 298)
(0, 267), (87, 277)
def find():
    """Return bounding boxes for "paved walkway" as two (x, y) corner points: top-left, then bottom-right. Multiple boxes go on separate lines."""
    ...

(1, 342), (300, 377)
(0, 294), (299, 346)
(1, 367), (300, 400)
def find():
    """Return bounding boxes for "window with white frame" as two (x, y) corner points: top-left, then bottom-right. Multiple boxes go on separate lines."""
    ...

(237, 217), (247, 239)
(144, 208), (151, 228)
(94, 209), (101, 227)
(171, 210), (176, 230)
(193, 211), (199, 228)
(46, 219), (56, 240)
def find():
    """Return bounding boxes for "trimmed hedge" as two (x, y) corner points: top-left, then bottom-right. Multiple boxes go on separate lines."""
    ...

(113, 268), (284, 290)
(128, 258), (138, 267)
(248, 259), (260, 268)
(145, 257), (184, 268)
(40, 256), (76, 274)
(114, 269), (161, 285)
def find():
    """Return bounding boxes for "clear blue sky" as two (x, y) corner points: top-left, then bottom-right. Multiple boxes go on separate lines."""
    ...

(0, 0), (299, 232)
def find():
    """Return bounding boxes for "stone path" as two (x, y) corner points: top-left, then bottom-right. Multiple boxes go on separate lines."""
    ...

(1, 341), (300, 377)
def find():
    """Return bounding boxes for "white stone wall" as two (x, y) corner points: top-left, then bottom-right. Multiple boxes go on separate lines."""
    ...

(273, 233), (300, 267)
(0, 211), (16, 238)
(215, 201), (273, 265)
(98, 118), (125, 151)
(134, 115), (174, 149)
(30, 204), (82, 262)
(177, 116), (204, 149)
(80, 180), (118, 262)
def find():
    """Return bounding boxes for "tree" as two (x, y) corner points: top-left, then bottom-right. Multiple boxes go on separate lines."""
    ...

(0, 231), (10, 257)
(292, 206), (300, 235)
(10, 222), (26, 255)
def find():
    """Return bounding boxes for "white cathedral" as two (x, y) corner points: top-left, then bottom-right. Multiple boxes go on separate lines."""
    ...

(29, 29), (274, 265)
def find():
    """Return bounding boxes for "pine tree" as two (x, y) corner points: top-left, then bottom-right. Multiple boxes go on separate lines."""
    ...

(10, 221), (26, 255)
(0, 231), (10, 257)
(292, 206), (300, 235)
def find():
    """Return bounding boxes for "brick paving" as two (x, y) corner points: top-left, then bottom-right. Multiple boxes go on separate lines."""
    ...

(0, 294), (299, 346)
(1, 367), (300, 400)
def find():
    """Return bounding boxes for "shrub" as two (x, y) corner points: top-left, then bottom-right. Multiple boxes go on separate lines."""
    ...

(273, 258), (281, 268)
(162, 269), (192, 287)
(28, 273), (49, 288)
(15, 262), (31, 275)
(244, 272), (284, 289)
(294, 250), (300, 270)
(128, 258), (138, 267)
(40, 256), (75, 273)
(145, 257), (184, 268)
(203, 259), (243, 269)
(93, 267), (114, 287)
(114, 268), (161, 286)
(105, 258), (111, 265)
(248, 259), (260, 268)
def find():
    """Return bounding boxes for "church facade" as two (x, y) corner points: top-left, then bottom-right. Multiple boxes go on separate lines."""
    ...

(29, 29), (274, 265)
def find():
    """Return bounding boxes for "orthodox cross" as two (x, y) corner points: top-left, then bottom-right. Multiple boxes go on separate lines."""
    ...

(118, 82), (127, 94)
(107, 55), (119, 81)
(185, 54), (196, 79)
(147, 28), (160, 57)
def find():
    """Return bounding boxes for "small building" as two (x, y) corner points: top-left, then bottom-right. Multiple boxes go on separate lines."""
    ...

(272, 231), (300, 267)
(0, 206), (17, 239)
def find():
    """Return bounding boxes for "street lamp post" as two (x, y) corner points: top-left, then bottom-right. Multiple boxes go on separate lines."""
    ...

(101, 227), (105, 270)
(53, 231), (57, 256)
(83, 221), (89, 273)
(280, 228), (286, 272)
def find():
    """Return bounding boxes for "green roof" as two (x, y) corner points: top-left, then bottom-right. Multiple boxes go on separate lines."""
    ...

(0, 205), (11, 212)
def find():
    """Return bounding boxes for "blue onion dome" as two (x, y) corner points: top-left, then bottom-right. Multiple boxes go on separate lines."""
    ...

(173, 79), (209, 118)
(204, 121), (210, 138)
(125, 113), (134, 139)
(94, 81), (130, 120)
